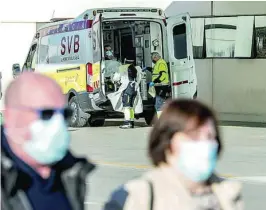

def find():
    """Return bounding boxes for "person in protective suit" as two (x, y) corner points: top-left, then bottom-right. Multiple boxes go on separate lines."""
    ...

(120, 64), (138, 129)
(143, 52), (170, 118)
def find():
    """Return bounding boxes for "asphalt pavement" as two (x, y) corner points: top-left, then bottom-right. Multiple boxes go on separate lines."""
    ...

(69, 120), (266, 210)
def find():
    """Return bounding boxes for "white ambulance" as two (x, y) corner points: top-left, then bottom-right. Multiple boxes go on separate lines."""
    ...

(16, 8), (197, 127)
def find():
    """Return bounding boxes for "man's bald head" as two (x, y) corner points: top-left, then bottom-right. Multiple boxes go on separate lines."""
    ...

(5, 72), (64, 108)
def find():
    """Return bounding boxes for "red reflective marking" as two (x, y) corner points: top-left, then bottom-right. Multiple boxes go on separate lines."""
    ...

(172, 80), (188, 86)
(86, 20), (93, 28)
(87, 85), (93, 92)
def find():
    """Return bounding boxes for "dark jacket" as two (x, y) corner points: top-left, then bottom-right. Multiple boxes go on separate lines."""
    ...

(1, 132), (96, 210)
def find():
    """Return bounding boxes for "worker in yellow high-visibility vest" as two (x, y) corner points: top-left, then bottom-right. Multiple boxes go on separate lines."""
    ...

(143, 52), (170, 118)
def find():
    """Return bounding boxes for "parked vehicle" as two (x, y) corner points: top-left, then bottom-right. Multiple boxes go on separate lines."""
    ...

(14, 8), (197, 127)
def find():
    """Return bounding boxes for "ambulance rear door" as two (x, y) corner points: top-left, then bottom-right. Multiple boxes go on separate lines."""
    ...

(166, 13), (197, 99)
(90, 13), (107, 105)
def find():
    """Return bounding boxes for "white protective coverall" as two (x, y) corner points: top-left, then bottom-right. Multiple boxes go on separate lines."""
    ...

(107, 65), (143, 115)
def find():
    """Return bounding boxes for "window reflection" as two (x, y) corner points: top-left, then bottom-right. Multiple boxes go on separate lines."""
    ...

(205, 17), (237, 58)
(191, 18), (205, 59)
(255, 16), (266, 58)
(189, 15), (266, 59)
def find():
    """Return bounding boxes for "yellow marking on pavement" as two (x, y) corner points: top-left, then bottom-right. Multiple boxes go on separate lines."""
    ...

(93, 160), (152, 169)
(92, 160), (236, 178)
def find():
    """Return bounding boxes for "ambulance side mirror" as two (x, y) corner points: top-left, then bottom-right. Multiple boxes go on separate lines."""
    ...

(12, 63), (21, 78)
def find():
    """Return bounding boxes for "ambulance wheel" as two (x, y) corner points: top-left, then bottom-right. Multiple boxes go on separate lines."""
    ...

(144, 111), (156, 126)
(87, 118), (105, 127)
(69, 96), (88, 127)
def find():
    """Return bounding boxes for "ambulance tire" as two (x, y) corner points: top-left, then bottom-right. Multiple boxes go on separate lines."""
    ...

(87, 118), (105, 127)
(68, 96), (88, 128)
(144, 111), (157, 126)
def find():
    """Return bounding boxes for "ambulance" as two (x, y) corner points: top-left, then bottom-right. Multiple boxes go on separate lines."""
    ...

(16, 8), (198, 127)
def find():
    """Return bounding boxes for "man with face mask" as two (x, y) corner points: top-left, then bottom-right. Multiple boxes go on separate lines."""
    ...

(104, 45), (115, 60)
(143, 52), (170, 118)
(1, 72), (95, 210)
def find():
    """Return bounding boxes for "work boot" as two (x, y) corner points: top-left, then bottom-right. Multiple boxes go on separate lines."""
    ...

(119, 121), (134, 129)
(130, 121), (135, 128)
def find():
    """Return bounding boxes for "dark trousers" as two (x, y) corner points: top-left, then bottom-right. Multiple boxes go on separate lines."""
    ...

(155, 95), (166, 111)
(122, 82), (137, 108)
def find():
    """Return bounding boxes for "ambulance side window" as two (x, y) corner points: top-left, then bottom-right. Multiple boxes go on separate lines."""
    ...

(23, 44), (37, 71)
(173, 24), (187, 59)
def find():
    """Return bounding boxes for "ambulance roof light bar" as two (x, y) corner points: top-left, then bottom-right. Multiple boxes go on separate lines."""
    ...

(95, 8), (161, 14)
(50, 18), (73, 22)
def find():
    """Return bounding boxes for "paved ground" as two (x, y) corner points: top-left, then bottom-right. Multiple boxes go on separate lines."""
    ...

(69, 120), (266, 210)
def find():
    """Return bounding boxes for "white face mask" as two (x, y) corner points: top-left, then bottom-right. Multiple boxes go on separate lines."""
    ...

(175, 140), (218, 182)
(15, 114), (70, 165)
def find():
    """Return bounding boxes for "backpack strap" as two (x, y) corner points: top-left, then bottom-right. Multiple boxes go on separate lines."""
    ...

(147, 180), (154, 210)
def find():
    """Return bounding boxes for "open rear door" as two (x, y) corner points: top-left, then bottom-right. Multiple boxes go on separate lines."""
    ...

(167, 13), (197, 99)
(90, 13), (107, 105)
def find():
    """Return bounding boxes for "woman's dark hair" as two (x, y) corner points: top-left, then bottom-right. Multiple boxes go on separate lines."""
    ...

(148, 99), (222, 166)
(127, 64), (137, 79)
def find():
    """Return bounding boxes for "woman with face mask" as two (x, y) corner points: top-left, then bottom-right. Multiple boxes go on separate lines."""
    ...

(104, 99), (243, 210)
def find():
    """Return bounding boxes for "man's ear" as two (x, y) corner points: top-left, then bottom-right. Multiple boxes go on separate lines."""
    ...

(2, 109), (8, 122)
(2, 109), (12, 128)
(3, 108), (17, 127)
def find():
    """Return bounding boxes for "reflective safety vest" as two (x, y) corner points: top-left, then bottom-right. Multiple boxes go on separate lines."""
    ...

(152, 58), (169, 86)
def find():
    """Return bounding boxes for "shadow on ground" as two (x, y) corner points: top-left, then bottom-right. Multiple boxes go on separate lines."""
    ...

(103, 120), (148, 128)
(69, 120), (265, 129)
(219, 121), (266, 128)
(68, 120), (148, 129)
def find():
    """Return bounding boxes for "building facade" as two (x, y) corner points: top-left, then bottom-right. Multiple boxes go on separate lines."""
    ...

(165, 1), (266, 123)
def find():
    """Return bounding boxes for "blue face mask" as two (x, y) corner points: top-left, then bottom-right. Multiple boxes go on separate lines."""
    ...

(176, 140), (218, 182)
(23, 114), (70, 165)
(106, 50), (113, 57)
